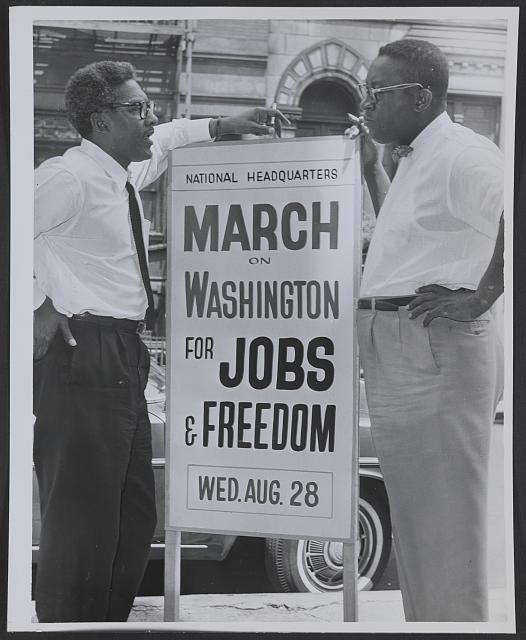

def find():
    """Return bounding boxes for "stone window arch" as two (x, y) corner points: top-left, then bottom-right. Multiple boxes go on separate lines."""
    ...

(275, 39), (369, 115)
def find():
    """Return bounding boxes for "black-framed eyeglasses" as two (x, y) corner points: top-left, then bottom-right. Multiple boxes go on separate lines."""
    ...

(103, 100), (155, 120)
(358, 83), (424, 105)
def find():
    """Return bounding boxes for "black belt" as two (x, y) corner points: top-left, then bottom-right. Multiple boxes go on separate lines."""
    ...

(357, 296), (416, 311)
(71, 313), (145, 334)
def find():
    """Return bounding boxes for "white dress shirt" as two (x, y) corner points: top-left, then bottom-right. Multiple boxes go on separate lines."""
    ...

(34, 118), (212, 318)
(360, 112), (503, 297)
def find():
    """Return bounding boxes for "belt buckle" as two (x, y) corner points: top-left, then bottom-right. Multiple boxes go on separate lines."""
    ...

(137, 320), (145, 334)
(356, 298), (374, 310)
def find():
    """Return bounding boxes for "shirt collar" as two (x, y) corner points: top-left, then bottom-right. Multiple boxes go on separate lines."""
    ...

(409, 111), (452, 152)
(80, 138), (129, 190)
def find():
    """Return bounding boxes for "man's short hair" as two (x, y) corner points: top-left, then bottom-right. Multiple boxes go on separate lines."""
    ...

(378, 39), (449, 99)
(65, 61), (136, 138)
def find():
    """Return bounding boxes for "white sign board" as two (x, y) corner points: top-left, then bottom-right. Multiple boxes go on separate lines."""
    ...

(167, 136), (361, 541)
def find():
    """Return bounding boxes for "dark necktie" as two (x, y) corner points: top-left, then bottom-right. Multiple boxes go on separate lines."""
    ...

(126, 181), (155, 330)
(391, 145), (413, 161)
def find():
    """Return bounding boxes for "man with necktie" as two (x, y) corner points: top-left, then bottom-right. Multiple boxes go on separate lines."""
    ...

(354, 39), (504, 621)
(33, 60), (280, 623)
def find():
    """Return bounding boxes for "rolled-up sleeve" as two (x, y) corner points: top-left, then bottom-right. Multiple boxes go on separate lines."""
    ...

(447, 145), (503, 240)
(130, 117), (212, 190)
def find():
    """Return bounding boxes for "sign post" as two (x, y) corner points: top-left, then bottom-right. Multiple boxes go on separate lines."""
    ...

(164, 136), (362, 621)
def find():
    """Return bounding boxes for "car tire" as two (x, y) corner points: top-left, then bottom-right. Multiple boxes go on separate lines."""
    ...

(264, 481), (391, 592)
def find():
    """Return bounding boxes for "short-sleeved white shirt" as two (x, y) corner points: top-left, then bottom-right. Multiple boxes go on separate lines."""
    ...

(360, 112), (503, 297)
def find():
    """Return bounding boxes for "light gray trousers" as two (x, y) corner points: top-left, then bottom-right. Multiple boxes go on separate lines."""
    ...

(357, 307), (503, 622)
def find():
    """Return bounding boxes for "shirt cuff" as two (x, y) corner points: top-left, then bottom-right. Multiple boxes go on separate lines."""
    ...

(184, 118), (214, 144)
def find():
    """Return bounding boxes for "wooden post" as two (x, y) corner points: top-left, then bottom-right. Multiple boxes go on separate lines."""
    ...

(163, 529), (181, 621)
(164, 155), (180, 622)
(342, 372), (361, 622)
(343, 542), (358, 621)
(342, 135), (363, 622)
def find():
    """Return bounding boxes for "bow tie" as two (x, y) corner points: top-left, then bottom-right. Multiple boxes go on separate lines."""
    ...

(391, 145), (413, 161)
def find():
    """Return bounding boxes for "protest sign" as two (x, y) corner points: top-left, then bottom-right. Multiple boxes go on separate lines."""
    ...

(166, 136), (361, 541)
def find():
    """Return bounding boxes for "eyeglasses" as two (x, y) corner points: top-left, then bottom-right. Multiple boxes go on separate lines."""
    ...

(103, 100), (155, 120)
(358, 83), (424, 105)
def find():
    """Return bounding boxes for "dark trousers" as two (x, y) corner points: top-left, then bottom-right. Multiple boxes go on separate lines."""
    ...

(33, 319), (156, 622)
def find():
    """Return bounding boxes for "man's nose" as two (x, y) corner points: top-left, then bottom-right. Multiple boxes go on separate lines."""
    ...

(146, 109), (158, 126)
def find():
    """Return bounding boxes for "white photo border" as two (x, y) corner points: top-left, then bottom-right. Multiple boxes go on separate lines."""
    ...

(8, 4), (519, 634)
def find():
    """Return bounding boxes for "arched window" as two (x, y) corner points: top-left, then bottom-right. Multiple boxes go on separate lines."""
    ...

(296, 79), (359, 137)
(274, 39), (367, 136)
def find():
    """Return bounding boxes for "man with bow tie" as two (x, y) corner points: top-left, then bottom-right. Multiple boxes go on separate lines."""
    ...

(33, 60), (281, 623)
(354, 39), (504, 621)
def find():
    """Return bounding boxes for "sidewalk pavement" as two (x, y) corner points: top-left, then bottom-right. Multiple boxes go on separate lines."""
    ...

(129, 590), (404, 623)
(127, 589), (509, 624)
(30, 589), (509, 627)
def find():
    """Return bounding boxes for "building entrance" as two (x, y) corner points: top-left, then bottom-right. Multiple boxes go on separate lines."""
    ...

(296, 79), (359, 138)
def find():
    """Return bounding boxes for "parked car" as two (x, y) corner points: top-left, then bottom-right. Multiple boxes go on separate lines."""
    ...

(32, 353), (392, 594)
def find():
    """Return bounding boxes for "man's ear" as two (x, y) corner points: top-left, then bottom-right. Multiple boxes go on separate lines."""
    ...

(415, 88), (433, 113)
(90, 111), (110, 134)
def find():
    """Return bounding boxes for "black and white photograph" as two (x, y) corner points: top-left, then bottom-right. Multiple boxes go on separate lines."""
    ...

(6, 4), (519, 635)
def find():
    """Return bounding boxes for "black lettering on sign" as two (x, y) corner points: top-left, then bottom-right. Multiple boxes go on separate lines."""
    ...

(201, 402), (336, 452)
(218, 337), (334, 391)
(184, 201), (339, 252)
